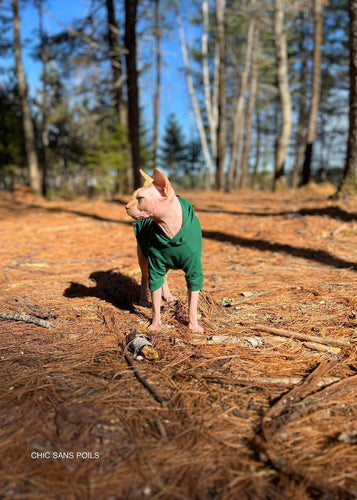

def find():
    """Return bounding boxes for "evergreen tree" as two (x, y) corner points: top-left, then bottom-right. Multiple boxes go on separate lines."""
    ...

(185, 138), (203, 187)
(159, 114), (187, 183)
(85, 119), (127, 197)
(0, 81), (26, 188)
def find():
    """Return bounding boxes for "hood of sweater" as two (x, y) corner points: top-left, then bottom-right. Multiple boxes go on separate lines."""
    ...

(154, 196), (197, 247)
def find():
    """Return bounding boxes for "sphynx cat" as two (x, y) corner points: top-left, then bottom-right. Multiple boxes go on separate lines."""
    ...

(125, 169), (204, 334)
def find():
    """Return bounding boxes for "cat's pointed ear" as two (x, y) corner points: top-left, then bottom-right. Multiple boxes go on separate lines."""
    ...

(140, 169), (154, 187)
(153, 169), (174, 198)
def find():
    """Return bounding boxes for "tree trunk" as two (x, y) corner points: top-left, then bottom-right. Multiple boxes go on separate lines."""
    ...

(252, 103), (261, 188)
(153, 0), (161, 169)
(273, 0), (292, 189)
(240, 27), (260, 189)
(106, 0), (125, 124)
(292, 14), (308, 189)
(106, 0), (129, 193)
(125, 0), (141, 190)
(340, 0), (357, 191)
(215, 0), (226, 190)
(202, 0), (217, 163)
(226, 18), (255, 191)
(12, 0), (41, 195)
(177, 9), (214, 184)
(37, 0), (49, 197)
(300, 0), (323, 186)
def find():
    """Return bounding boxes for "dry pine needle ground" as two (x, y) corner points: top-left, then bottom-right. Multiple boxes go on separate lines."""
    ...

(0, 184), (356, 499)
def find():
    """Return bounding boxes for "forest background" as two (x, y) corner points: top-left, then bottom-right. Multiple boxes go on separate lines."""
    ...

(0, 0), (356, 198)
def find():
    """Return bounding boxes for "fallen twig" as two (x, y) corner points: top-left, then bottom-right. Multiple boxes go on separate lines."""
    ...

(262, 360), (337, 431)
(253, 324), (350, 347)
(200, 374), (340, 389)
(256, 361), (356, 497)
(236, 290), (273, 304)
(304, 341), (341, 354)
(123, 344), (167, 406)
(0, 313), (52, 329)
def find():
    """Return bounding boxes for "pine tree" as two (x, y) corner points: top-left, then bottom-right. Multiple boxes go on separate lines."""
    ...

(159, 114), (187, 183)
(0, 81), (26, 188)
(12, 0), (41, 194)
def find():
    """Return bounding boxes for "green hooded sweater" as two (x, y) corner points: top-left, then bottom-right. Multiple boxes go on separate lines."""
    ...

(134, 196), (203, 292)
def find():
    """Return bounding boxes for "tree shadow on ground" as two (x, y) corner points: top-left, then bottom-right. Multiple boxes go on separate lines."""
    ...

(27, 203), (132, 225)
(64, 269), (140, 311)
(111, 197), (129, 205)
(197, 205), (357, 222)
(295, 206), (357, 222)
(202, 230), (357, 271)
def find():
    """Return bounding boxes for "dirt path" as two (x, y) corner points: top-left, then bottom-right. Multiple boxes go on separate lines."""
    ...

(1, 187), (356, 499)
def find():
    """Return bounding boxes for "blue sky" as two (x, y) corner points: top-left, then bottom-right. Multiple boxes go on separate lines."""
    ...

(17, 0), (89, 87)
(2, 0), (196, 143)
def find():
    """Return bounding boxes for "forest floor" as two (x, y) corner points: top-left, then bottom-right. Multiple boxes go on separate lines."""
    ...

(0, 183), (357, 500)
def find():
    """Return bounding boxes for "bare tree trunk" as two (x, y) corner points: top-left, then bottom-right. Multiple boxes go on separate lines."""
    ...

(202, 0), (217, 162)
(273, 0), (292, 189)
(240, 27), (260, 189)
(125, 0), (141, 190)
(105, 0), (129, 193)
(37, 0), (49, 197)
(106, 0), (125, 124)
(215, 0), (226, 190)
(340, 0), (357, 191)
(176, 9), (214, 184)
(252, 104), (261, 188)
(300, 0), (323, 186)
(153, 0), (161, 169)
(226, 18), (255, 191)
(292, 14), (308, 189)
(12, 0), (41, 195)
(212, 44), (220, 170)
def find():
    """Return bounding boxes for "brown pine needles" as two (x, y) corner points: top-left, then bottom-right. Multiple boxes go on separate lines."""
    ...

(0, 187), (356, 499)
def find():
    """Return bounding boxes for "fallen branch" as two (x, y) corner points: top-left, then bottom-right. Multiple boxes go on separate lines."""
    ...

(262, 360), (337, 431)
(0, 313), (52, 329)
(253, 324), (350, 347)
(123, 344), (167, 406)
(192, 333), (341, 354)
(201, 374), (340, 389)
(236, 290), (273, 304)
(257, 362), (357, 497)
(304, 341), (341, 354)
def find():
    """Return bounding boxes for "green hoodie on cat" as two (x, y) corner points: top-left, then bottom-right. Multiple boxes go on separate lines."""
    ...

(134, 196), (204, 292)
